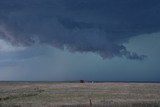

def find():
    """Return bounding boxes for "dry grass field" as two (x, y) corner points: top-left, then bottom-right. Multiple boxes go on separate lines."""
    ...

(0, 82), (160, 107)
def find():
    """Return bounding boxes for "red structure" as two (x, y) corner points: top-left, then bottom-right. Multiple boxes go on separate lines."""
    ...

(80, 80), (84, 83)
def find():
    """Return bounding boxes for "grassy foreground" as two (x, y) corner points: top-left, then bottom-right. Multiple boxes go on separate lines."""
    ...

(0, 82), (160, 107)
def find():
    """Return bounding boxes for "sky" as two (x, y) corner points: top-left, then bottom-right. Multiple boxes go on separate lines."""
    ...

(0, 0), (160, 81)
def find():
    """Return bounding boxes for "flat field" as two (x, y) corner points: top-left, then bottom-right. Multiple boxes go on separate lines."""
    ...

(0, 82), (160, 107)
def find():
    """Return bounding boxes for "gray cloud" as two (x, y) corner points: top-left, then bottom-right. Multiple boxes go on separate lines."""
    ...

(1, 0), (160, 60)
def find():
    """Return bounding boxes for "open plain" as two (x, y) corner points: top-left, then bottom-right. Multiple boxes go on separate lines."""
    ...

(0, 82), (160, 107)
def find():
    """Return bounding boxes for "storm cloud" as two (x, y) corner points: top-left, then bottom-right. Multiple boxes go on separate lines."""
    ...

(0, 0), (160, 60)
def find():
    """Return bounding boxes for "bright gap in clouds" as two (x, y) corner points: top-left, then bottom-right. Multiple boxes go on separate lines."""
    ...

(0, 39), (25, 52)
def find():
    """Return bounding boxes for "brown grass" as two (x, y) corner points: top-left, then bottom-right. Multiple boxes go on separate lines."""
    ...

(0, 82), (160, 107)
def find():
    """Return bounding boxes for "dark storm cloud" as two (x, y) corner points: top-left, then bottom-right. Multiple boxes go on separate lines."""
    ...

(0, 0), (160, 60)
